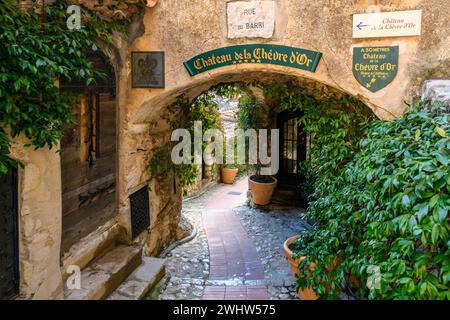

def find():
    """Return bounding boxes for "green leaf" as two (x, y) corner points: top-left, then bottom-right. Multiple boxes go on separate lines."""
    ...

(437, 207), (448, 223)
(36, 59), (45, 67)
(415, 203), (428, 222)
(419, 282), (427, 296)
(414, 129), (421, 140)
(401, 194), (411, 208)
(436, 127), (446, 138)
(429, 194), (440, 209)
(431, 224), (439, 245)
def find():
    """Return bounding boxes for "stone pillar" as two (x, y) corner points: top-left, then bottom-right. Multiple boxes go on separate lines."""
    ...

(9, 135), (64, 300)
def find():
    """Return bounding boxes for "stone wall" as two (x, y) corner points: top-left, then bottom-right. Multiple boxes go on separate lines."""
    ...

(126, 0), (450, 124)
(9, 135), (63, 299)
(116, 0), (450, 264)
(8, 0), (449, 300)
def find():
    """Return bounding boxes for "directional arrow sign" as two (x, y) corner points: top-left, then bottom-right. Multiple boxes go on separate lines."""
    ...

(356, 22), (369, 30)
(352, 10), (422, 38)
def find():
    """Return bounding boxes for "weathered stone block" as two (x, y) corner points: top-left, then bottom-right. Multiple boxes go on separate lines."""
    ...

(107, 257), (166, 300)
(421, 80), (450, 105)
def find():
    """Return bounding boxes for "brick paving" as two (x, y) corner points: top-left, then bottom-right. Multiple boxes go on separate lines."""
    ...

(202, 179), (267, 300)
(203, 285), (268, 300)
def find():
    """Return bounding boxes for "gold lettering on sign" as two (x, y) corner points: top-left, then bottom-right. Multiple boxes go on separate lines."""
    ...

(290, 52), (312, 67)
(193, 53), (232, 70)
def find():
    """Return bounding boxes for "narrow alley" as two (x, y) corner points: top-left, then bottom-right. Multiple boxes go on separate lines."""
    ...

(149, 178), (308, 300)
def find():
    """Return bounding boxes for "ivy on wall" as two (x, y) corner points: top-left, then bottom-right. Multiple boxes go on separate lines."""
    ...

(0, 0), (132, 174)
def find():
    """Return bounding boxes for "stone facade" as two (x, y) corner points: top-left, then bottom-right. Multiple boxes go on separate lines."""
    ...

(6, 0), (450, 299)
(9, 135), (63, 299)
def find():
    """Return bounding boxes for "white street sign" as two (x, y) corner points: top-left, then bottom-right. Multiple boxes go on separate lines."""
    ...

(227, 1), (276, 38)
(353, 10), (422, 38)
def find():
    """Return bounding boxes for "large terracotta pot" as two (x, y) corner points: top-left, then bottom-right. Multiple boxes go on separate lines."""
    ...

(283, 235), (319, 300)
(248, 175), (277, 205)
(221, 167), (238, 184)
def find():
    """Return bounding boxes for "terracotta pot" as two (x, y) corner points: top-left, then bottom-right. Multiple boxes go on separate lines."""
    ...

(345, 273), (361, 289)
(248, 175), (277, 205)
(221, 167), (238, 184)
(283, 235), (319, 300)
(146, 0), (158, 7)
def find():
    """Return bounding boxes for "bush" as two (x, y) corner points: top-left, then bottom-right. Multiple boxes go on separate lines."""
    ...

(0, 1), (126, 174)
(295, 101), (450, 300)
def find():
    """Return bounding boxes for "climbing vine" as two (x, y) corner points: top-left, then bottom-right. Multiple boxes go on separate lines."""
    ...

(265, 82), (374, 298)
(0, 0), (140, 174)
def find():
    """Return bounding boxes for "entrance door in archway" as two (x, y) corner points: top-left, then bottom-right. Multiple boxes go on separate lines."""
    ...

(276, 110), (307, 186)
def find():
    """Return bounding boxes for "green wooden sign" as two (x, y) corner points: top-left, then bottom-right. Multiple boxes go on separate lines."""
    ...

(183, 44), (322, 76)
(352, 46), (399, 93)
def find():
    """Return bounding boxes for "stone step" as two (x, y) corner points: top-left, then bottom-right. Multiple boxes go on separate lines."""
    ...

(107, 257), (166, 300)
(61, 222), (122, 282)
(65, 245), (142, 300)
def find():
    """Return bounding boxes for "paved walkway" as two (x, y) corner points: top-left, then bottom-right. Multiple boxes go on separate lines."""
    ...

(151, 177), (308, 300)
(202, 179), (267, 299)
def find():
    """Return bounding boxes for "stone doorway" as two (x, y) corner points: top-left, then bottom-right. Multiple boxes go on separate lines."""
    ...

(0, 168), (19, 300)
(276, 109), (307, 187)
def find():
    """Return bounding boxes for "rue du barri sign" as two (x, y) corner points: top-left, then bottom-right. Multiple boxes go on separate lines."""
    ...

(183, 44), (322, 76)
(227, 0), (276, 38)
(352, 46), (399, 92)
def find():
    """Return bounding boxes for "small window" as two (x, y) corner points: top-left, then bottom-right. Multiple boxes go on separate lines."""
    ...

(130, 186), (151, 239)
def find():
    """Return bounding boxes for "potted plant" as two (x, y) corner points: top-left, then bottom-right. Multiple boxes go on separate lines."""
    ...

(283, 235), (319, 300)
(248, 174), (277, 206)
(284, 234), (345, 300)
(248, 174), (277, 205)
(221, 164), (239, 184)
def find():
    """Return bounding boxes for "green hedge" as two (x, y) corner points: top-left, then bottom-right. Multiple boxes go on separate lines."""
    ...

(295, 101), (450, 300)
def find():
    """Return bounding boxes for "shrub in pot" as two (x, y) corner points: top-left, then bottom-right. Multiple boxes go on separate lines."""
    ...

(283, 235), (319, 300)
(293, 101), (450, 300)
(284, 232), (344, 299)
(221, 165), (238, 184)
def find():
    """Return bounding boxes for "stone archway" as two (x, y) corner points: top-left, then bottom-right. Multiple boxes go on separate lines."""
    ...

(113, 0), (450, 253)
(5, 0), (448, 301)
(116, 68), (375, 258)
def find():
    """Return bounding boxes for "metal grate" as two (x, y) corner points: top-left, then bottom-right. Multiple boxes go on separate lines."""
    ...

(130, 186), (151, 239)
(0, 168), (19, 300)
(227, 191), (242, 196)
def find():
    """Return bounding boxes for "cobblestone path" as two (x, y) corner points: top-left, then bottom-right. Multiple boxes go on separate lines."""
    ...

(151, 177), (308, 300)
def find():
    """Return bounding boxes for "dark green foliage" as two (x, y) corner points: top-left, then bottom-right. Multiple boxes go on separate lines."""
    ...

(295, 100), (449, 300)
(0, 0), (126, 174)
